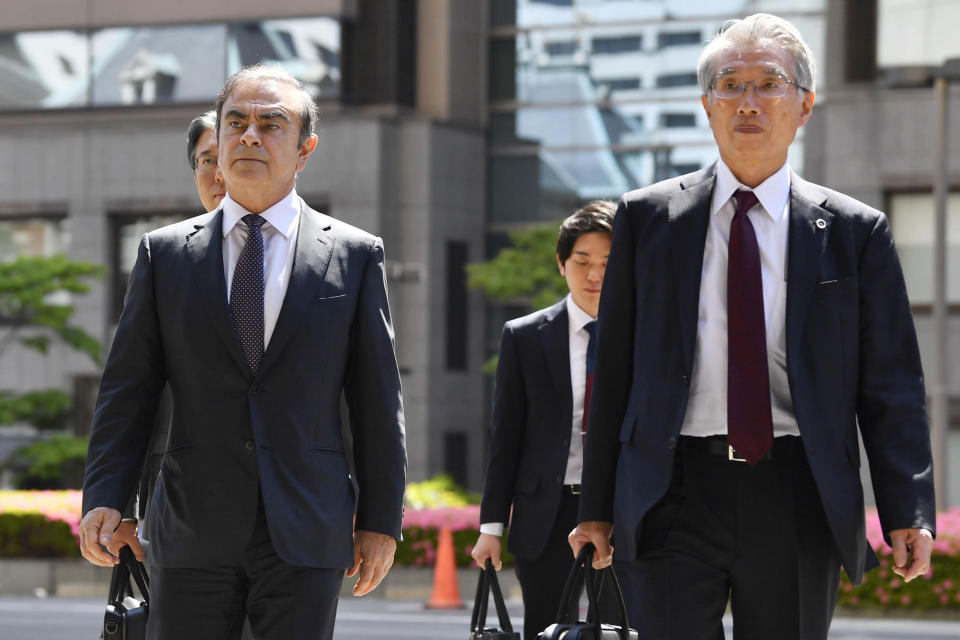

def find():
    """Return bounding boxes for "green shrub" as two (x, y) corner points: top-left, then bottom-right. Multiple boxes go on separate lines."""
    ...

(405, 474), (480, 509)
(396, 525), (515, 568)
(11, 435), (88, 490)
(838, 552), (960, 611)
(0, 513), (80, 558)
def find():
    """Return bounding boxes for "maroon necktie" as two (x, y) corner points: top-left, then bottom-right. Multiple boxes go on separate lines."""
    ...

(583, 321), (597, 436)
(727, 190), (773, 465)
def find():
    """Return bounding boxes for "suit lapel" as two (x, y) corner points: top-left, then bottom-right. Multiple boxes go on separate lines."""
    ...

(786, 173), (833, 378)
(258, 201), (335, 377)
(669, 166), (715, 372)
(184, 210), (251, 377)
(538, 300), (573, 425)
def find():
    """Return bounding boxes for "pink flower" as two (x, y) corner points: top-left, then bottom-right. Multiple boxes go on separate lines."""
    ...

(849, 596), (859, 605)
(941, 595), (949, 604)
(900, 595), (910, 606)
(944, 580), (954, 589)
(880, 594), (889, 604)
(889, 578), (901, 589)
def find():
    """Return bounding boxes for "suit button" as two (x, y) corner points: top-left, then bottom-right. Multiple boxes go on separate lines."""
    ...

(668, 437), (677, 450)
(245, 440), (255, 450)
(556, 475), (563, 484)
(250, 386), (265, 396)
(681, 375), (690, 386)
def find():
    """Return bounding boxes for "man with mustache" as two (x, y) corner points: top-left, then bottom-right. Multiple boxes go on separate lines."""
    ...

(570, 13), (935, 639)
(79, 65), (406, 640)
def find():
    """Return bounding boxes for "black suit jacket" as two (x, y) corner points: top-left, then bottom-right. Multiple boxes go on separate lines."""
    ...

(83, 200), (406, 569)
(480, 299), (578, 559)
(580, 164), (935, 585)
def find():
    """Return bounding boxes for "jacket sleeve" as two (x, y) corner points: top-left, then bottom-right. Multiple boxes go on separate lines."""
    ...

(579, 197), (637, 523)
(344, 237), (407, 539)
(479, 323), (527, 525)
(82, 234), (166, 517)
(856, 213), (936, 540)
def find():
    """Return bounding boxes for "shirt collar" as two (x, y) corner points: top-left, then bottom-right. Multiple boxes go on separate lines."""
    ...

(221, 188), (300, 239)
(711, 159), (791, 222)
(565, 293), (596, 332)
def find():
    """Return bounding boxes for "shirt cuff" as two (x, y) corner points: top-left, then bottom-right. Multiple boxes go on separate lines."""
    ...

(480, 522), (504, 537)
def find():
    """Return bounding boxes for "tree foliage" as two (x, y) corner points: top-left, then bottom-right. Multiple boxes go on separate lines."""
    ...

(0, 254), (104, 364)
(465, 223), (566, 310)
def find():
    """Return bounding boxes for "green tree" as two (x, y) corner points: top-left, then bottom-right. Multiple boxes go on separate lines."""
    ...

(0, 254), (105, 430)
(465, 223), (566, 310)
(466, 223), (566, 373)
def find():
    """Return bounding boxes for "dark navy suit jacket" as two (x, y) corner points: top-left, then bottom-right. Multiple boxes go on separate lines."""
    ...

(83, 200), (406, 569)
(580, 164), (935, 585)
(480, 299), (577, 560)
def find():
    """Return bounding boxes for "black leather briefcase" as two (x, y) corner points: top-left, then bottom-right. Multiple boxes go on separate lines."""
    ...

(538, 544), (638, 640)
(469, 559), (521, 640)
(101, 546), (149, 640)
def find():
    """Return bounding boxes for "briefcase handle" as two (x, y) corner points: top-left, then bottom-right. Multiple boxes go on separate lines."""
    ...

(554, 543), (631, 640)
(470, 558), (516, 634)
(107, 546), (150, 606)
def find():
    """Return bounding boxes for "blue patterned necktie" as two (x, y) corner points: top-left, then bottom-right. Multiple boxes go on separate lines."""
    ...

(230, 214), (266, 375)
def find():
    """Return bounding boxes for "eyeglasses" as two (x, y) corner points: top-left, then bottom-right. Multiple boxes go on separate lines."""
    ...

(194, 156), (218, 173)
(710, 74), (808, 99)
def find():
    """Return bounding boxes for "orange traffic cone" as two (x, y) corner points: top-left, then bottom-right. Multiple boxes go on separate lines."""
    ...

(426, 526), (464, 608)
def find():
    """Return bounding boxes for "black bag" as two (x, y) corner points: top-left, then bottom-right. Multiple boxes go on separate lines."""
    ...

(101, 546), (149, 640)
(538, 544), (638, 640)
(469, 558), (521, 640)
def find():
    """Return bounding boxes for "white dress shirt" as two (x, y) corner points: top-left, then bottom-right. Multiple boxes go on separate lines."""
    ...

(480, 295), (597, 537)
(221, 188), (300, 350)
(680, 160), (800, 438)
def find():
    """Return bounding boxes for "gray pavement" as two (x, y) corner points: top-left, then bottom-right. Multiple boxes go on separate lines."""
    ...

(1, 596), (959, 639)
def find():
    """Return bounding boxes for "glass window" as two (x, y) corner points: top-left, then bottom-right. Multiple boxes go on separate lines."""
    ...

(0, 30), (89, 110)
(227, 18), (341, 100)
(490, 103), (646, 148)
(656, 72), (698, 88)
(662, 113), (696, 128)
(658, 31), (701, 49)
(545, 41), (578, 57)
(91, 24), (227, 106)
(888, 191), (960, 304)
(110, 213), (188, 319)
(592, 35), (642, 55)
(0, 217), (67, 260)
(603, 77), (641, 92)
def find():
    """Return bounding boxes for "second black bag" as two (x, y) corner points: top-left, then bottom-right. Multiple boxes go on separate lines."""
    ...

(101, 545), (149, 640)
(538, 543), (638, 640)
(469, 558), (521, 640)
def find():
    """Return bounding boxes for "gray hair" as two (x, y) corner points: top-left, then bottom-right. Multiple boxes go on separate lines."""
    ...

(185, 110), (217, 170)
(697, 13), (816, 96)
(214, 64), (319, 149)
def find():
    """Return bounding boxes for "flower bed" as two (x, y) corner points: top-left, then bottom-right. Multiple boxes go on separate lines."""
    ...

(397, 505), (514, 568)
(0, 491), (502, 567)
(837, 508), (960, 611)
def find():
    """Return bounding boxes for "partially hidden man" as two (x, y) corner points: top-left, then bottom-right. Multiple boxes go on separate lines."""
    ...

(473, 202), (631, 640)
(569, 13), (935, 640)
(79, 65), (406, 640)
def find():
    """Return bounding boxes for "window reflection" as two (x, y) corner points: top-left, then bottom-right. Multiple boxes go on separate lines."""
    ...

(228, 18), (341, 100)
(0, 31), (88, 109)
(92, 25), (227, 106)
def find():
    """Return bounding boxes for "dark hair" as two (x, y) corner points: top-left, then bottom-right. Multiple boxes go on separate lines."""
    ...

(556, 200), (617, 263)
(214, 64), (319, 148)
(185, 110), (217, 170)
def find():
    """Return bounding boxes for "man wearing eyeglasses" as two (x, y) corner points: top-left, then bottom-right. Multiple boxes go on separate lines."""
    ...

(570, 13), (934, 639)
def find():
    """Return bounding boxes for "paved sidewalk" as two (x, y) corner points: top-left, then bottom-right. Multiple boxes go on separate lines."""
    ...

(2, 596), (959, 640)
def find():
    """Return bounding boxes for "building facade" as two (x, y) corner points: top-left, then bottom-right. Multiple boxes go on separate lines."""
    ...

(0, 0), (489, 487)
